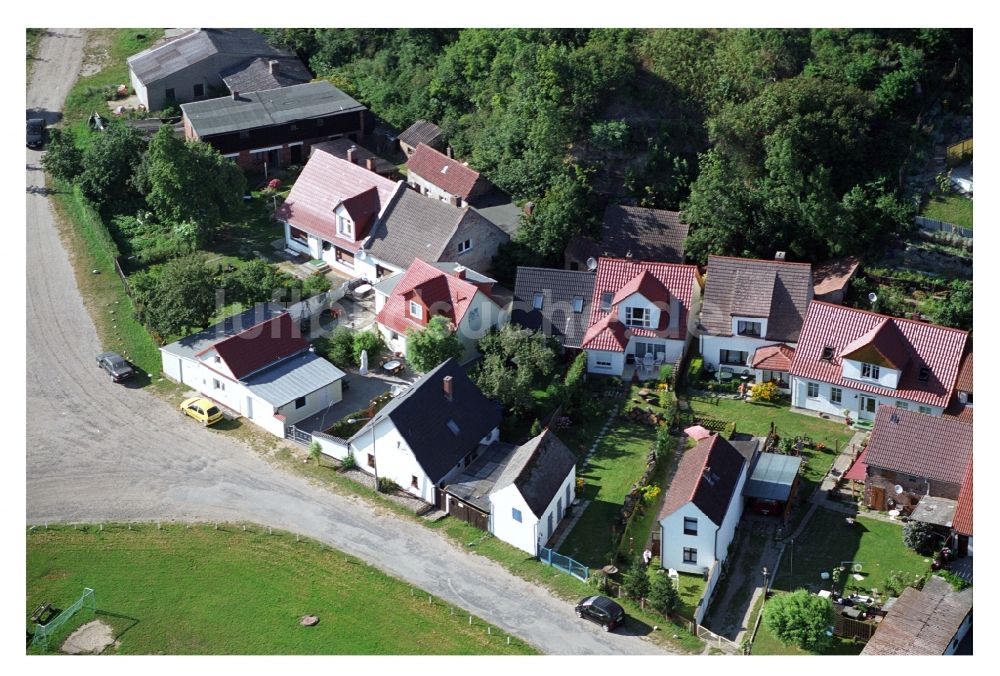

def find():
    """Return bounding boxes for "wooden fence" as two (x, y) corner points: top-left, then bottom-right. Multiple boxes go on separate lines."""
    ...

(946, 138), (972, 167)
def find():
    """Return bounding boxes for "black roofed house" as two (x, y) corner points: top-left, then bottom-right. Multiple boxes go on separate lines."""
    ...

(311, 138), (401, 179)
(444, 429), (577, 556)
(564, 205), (690, 270)
(511, 267), (595, 350)
(182, 81), (370, 172)
(127, 28), (312, 112)
(698, 254), (814, 385)
(342, 359), (502, 508)
(398, 119), (446, 156)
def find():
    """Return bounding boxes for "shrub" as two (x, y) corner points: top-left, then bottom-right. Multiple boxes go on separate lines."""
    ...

(319, 327), (354, 366)
(377, 477), (399, 493)
(722, 421), (737, 439)
(902, 521), (937, 555)
(686, 356), (703, 385)
(647, 571), (680, 615)
(654, 424), (674, 464)
(587, 571), (609, 593)
(529, 419), (543, 436)
(933, 571), (970, 591)
(764, 590), (835, 651)
(640, 484), (661, 504)
(750, 381), (780, 402)
(621, 558), (650, 600)
(352, 330), (386, 366)
(659, 364), (674, 383)
(339, 453), (358, 471)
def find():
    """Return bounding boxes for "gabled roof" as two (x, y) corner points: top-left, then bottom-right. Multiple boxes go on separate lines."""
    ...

(750, 344), (795, 371)
(352, 359), (501, 484)
(511, 267), (595, 349)
(743, 453), (802, 502)
(953, 462), (972, 536)
(865, 406), (972, 486)
(398, 120), (445, 149)
(659, 434), (746, 526)
(311, 138), (397, 176)
(611, 269), (670, 305)
(406, 143), (482, 200)
(839, 318), (911, 369)
(202, 312), (309, 380)
(275, 147), (400, 245)
(954, 348), (973, 393)
(181, 81), (365, 138)
(375, 258), (498, 336)
(581, 257), (699, 352)
(219, 56), (312, 94)
(243, 351), (345, 407)
(129, 29), (305, 87)
(161, 303), (288, 360)
(788, 301), (968, 408)
(861, 576), (972, 655)
(812, 257), (860, 300)
(565, 205), (689, 264)
(444, 441), (519, 513)
(494, 430), (577, 518)
(363, 189), (508, 270)
(700, 256), (813, 342)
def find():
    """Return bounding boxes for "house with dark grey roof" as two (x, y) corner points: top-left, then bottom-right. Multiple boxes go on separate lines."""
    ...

(511, 267), (595, 349)
(311, 138), (400, 179)
(698, 255), (814, 383)
(443, 429), (576, 556)
(861, 575), (972, 655)
(127, 28), (312, 112)
(160, 308), (345, 438)
(345, 359), (502, 506)
(398, 119), (446, 156)
(182, 81), (370, 171)
(564, 205), (689, 270)
(658, 434), (749, 576)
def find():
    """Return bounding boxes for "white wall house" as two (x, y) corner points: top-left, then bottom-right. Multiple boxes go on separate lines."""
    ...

(658, 435), (750, 574)
(160, 310), (345, 438)
(789, 302), (968, 421)
(489, 468), (575, 556)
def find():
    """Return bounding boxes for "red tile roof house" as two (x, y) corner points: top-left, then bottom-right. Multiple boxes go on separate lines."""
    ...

(862, 406), (972, 517)
(373, 259), (508, 363)
(160, 307), (346, 438)
(697, 255), (813, 389)
(787, 301), (969, 422)
(405, 143), (489, 207)
(580, 257), (702, 377)
(658, 434), (752, 618)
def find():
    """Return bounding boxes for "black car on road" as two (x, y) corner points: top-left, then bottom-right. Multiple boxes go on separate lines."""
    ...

(26, 118), (46, 148)
(97, 352), (135, 382)
(575, 595), (626, 632)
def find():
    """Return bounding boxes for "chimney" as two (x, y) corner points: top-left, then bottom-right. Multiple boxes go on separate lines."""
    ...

(775, 251), (786, 261)
(268, 59), (280, 75)
(231, 90), (240, 100)
(442, 375), (454, 401)
(366, 157), (376, 172)
(347, 146), (357, 164)
(446, 146), (453, 158)
(449, 195), (460, 207)
(452, 265), (466, 280)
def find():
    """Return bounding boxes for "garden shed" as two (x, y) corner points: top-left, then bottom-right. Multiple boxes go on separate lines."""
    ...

(742, 452), (802, 520)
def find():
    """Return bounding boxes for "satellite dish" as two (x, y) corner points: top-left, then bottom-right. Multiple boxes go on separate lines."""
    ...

(585, 257), (598, 271)
(357, 250), (367, 261)
(868, 292), (878, 304)
(852, 563), (863, 573)
(894, 485), (904, 495)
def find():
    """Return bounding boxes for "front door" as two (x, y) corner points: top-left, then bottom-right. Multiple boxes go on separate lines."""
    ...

(859, 396), (878, 421)
(290, 144), (302, 164)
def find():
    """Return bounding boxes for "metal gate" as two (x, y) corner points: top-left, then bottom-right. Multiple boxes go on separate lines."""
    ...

(285, 425), (312, 445)
(538, 547), (589, 581)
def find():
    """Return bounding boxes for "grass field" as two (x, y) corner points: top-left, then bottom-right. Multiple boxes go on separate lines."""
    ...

(26, 524), (537, 655)
(922, 193), (973, 229)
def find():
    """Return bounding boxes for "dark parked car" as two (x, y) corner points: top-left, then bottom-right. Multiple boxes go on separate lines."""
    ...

(26, 118), (46, 148)
(97, 352), (135, 382)
(575, 595), (626, 632)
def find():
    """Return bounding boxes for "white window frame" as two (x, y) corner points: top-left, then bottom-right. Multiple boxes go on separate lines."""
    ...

(807, 382), (819, 398)
(458, 238), (472, 254)
(830, 387), (842, 405)
(409, 300), (423, 319)
(737, 320), (762, 337)
(337, 215), (353, 238)
(861, 362), (881, 380)
(624, 306), (650, 328)
(918, 405), (933, 415)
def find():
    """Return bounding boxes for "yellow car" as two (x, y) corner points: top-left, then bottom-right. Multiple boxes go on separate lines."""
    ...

(180, 397), (224, 426)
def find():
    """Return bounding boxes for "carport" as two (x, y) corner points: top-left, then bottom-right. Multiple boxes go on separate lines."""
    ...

(742, 453), (802, 521)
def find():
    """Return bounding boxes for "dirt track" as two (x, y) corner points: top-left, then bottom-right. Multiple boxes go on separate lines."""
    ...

(24, 29), (676, 656)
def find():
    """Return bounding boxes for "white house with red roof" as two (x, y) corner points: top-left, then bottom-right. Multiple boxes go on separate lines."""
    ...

(160, 307), (346, 437)
(788, 301), (969, 421)
(405, 143), (488, 207)
(276, 147), (405, 278)
(373, 258), (507, 363)
(580, 257), (701, 376)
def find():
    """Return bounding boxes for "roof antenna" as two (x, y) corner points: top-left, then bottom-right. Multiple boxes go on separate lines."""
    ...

(868, 292), (878, 312)
(585, 257), (598, 271)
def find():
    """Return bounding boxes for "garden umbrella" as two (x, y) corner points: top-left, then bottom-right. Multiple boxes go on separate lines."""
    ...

(684, 424), (711, 440)
(359, 349), (369, 376)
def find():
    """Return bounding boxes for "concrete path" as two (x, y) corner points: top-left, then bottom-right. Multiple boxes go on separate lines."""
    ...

(24, 29), (673, 657)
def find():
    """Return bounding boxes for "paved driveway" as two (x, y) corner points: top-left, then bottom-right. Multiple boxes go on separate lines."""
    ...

(24, 29), (674, 656)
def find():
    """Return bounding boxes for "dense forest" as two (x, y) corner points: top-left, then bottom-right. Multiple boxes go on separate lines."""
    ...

(261, 28), (972, 268)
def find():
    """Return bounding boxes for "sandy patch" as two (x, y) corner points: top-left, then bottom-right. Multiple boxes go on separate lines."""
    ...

(61, 620), (115, 654)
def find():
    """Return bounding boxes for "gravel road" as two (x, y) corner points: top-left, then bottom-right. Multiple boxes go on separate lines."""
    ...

(24, 29), (675, 656)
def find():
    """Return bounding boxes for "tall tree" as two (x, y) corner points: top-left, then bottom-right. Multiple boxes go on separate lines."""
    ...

(473, 325), (556, 414)
(407, 316), (464, 373)
(77, 123), (147, 211)
(764, 590), (835, 652)
(136, 254), (217, 338)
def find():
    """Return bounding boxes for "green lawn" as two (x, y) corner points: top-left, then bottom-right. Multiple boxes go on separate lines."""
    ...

(26, 524), (536, 655)
(922, 193), (973, 229)
(676, 573), (707, 619)
(772, 509), (930, 597)
(560, 418), (658, 567)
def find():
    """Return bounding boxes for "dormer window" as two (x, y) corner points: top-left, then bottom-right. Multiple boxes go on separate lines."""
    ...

(408, 300), (423, 319)
(624, 306), (650, 328)
(821, 346), (835, 361)
(572, 296), (584, 313)
(737, 320), (762, 337)
(918, 366), (931, 382)
(533, 292), (544, 310)
(861, 363), (881, 380)
(337, 215), (353, 238)
(600, 291), (613, 312)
